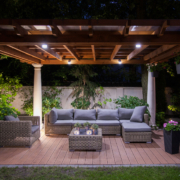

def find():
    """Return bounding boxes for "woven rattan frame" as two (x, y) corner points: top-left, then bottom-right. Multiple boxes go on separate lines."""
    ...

(44, 113), (72, 135)
(122, 126), (152, 143)
(98, 125), (121, 134)
(0, 116), (40, 147)
(69, 128), (102, 151)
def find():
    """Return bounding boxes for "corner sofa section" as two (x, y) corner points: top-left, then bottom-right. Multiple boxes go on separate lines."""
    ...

(44, 108), (149, 136)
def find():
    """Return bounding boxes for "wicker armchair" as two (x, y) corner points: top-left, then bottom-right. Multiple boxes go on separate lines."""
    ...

(0, 116), (40, 147)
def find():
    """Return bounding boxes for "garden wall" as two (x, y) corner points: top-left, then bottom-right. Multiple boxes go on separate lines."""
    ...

(11, 86), (143, 114)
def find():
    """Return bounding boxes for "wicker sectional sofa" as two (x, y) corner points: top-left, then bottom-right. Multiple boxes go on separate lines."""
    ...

(45, 107), (151, 143)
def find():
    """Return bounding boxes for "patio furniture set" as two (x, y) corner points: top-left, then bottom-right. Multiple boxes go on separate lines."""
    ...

(0, 106), (152, 151)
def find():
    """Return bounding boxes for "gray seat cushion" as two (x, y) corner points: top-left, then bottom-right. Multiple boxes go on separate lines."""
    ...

(4, 115), (19, 121)
(97, 109), (119, 120)
(49, 108), (58, 124)
(122, 122), (151, 132)
(96, 120), (120, 126)
(130, 106), (147, 123)
(119, 120), (131, 125)
(74, 109), (96, 120)
(118, 108), (134, 120)
(72, 120), (96, 125)
(54, 120), (74, 126)
(31, 125), (39, 134)
(56, 109), (74, 120)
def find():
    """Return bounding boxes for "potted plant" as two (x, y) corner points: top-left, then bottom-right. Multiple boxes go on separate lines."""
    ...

(74, 122), (81, 130)
(163, 120), (180, 154)
(83, 122), (91, 130)
(91, 124), (99, 135)
(174, 53), (180, 74)
(147, 63), (162, 77)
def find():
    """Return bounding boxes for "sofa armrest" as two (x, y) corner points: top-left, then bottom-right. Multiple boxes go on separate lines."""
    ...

(44, 112), (50, 125)
(144, 114), (149, 125)
(0, 121), (32, 136)
(19, 116), (40, 126)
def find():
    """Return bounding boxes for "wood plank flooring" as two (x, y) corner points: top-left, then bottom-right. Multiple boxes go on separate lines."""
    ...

(0, 130), (180, 165)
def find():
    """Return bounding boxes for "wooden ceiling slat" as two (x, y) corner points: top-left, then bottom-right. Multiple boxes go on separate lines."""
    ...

(91, 45), (96, 61)
(144, 45), (176, 61)
(12, 20), (28, 36)
(110, 45), (122, 60)
(63, 45), (79, 61)
(127, 45), (149, 61)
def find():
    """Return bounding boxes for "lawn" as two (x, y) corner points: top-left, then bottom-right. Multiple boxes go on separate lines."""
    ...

(0, 166), (180, 180)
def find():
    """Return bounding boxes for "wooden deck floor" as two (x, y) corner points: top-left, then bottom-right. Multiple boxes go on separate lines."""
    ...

(0, 130), (180, 165)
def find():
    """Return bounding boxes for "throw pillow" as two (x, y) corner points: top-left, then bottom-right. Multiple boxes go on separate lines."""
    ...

(4, 115), (19, 121)
(56, 109), (74, 120)
(118, 108), (134, 120)
(97, 109), (119, 120)
(74, 109), (96, 120)
(49, 108), (58, 124)
(130, 106), (147, 123)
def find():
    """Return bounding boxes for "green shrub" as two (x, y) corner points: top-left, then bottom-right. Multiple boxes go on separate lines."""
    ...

(71, 97), (90, 109)
(21, 87), (62, 118)
(114, 95), (150, 118)
(156, 112), (165, 128)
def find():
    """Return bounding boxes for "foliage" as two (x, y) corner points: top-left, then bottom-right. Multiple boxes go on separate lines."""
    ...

(0, 94), (20, 120)
(164, 123), (180, 132)
(167, 91), (180, 113)
(114, 95), (150, 118)
(83, 122), (91, 127)
(21, 87), (62, 118)
(71, 97), (91, 109)
(0, 55), (8, 60)
(74, 122), (81, 128)
(156, 112), (165, 128)
(174, 52), (180, 65)
(147, 63), (174, 77)
(0, 73), (22, 120)
(91, 124), (99, 130)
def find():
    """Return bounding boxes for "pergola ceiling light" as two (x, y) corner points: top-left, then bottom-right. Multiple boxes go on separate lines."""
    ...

(42, 44), (48, 49)
(136, 44), (141, 48)
(118, 59), (122, 64)
(68, 60), (71, 64)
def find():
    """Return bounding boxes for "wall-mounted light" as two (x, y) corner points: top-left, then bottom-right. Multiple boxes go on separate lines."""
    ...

(42, 44), (48, 49)
(68, 60), (71, 65)
(118, 59), (122, 64)
(136, 44), (141, 48)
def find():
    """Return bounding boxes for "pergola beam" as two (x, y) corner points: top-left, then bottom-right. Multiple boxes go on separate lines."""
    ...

(123, 21), (129, 36)
(35, 45), (62, 61)
(110, 45), (122, 60)
(88, 26), (93, 37)
(127, 45), (149, 61)
(7, 45), (46, 61)
(12, 20), (28, 36)
(91, 45), (96, 61)
(158, 20), (168, 37)
(144, 45), (176, 61)
(0, 46), (40, 63)
(149, 45), (180, 63)
(63, 45), (79, 61)
(1, 33), (180, 46)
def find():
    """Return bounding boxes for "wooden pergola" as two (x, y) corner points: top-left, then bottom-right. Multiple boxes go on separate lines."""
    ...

(1, 19), (179, 127)
(0, 19), (180, 65)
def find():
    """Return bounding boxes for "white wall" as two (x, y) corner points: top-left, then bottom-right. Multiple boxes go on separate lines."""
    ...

(11, 86), (143, 114)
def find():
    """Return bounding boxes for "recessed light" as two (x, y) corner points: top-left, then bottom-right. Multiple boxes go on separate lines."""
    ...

(136, 44), (141, 48)
(42, 44), (48, 49)
(118, 59), (122, 64)
(68, 60), (71, 65)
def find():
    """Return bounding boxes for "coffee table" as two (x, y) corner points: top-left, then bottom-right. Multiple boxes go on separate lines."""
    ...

(69, 128), (102, 151)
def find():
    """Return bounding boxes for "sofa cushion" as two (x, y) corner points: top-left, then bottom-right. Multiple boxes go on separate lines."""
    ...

(31, 125), (39, 134)
(96, 120), (120, 126)
(97, 109), (119, 120)
(49, 108), (58, 124)
(72, 120), (96, 125)
(56, 109), (74, 120)
(119, 120), (131, 125)
(122, 122), (151, 132)
(118, 108), (134, 120)
(74, 109), (96, 120)
(54, 120), (74, 126)
(130, 106), (147, 123)
(4, 115), (19, 121)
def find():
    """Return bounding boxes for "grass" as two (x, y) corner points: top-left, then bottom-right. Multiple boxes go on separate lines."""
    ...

(0, 166), (179, 180)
